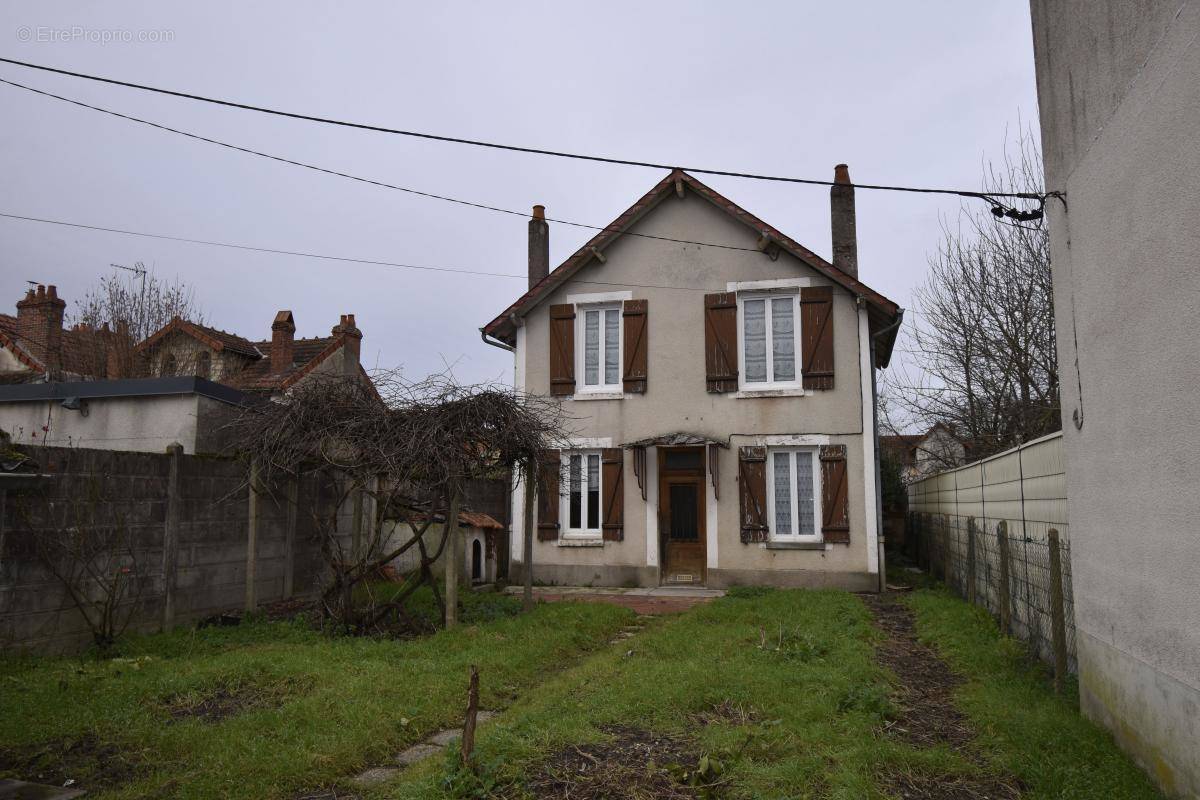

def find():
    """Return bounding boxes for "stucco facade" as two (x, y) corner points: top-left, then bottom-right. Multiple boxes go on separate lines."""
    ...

(495, 173), (898, 591)
(1031, 2), (1200, 796)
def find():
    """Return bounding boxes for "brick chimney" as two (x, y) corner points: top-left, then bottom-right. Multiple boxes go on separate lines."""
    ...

(271, 310), (296, 372)
(528, 205), (549, 289)
(830, 164), (859, 280)
(15, 284), (66, 372)
(332, 314), (362, 376)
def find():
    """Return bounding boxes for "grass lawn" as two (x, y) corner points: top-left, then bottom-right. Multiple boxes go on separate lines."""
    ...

(382, 586), (1161, 800)
(1, 585), (1162, 799)
(0, 594), (632, 799)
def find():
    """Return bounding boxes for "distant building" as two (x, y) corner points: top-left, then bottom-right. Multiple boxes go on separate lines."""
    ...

(1031, 2), (1200, 796)
(0, 285), (374, 453)
(880, 424), (969, 484)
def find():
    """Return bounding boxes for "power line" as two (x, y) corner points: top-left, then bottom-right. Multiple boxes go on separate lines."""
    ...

(0, 76), (758, 255)
(0, 210), (726, 293)
(0, 55), (1052, 207)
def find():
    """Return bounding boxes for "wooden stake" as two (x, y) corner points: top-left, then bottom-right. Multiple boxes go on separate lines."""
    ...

(966, 516), (977, 606)
(1048, 528), (1068, 693)
(997, 520), (1012, 635)
(461, 665), (480, 766)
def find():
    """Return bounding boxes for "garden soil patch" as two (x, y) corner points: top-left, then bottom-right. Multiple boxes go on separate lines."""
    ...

(0, 733), (144, 793)
(882, 770), (1023, 800)
(863, 593), (974, 749)
(863, 593), (1023, 799)
(521, 726), (705, 800)
(164, 676), (311, 723)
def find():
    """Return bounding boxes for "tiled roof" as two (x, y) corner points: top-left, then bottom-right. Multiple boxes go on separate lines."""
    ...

(481, 169), (903, 366)
(230, 335), (340, 392)
(0, 314), (117, 378)
(137, 318), (262, 358)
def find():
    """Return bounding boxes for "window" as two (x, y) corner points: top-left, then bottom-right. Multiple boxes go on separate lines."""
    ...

(161, 352), (178, 377)
(577, 304), (621, 391)
(562, 450), (602, 537)
(195, 351), (212, 379)
(738, 292), (799, 389)
(766, 449), (820, 541)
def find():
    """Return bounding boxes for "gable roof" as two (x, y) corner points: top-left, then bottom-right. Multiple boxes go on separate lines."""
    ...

(136, 318), (262, 359)
(0, 313), (126, 379)
(481, 169), (903, 366)
(232, 334), (346, 392)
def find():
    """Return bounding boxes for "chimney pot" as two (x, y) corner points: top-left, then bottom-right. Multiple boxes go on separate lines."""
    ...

(528, 204), (550, 289)
(830, 163), (859, 280)
(271, 310), (296, 372)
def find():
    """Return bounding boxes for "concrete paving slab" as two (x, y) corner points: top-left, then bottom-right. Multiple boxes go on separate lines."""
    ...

(395, 743), (441, 766)
(352, 767), (400, 787)
(0, 781), (86, 800)
(428, 728), (463, 747)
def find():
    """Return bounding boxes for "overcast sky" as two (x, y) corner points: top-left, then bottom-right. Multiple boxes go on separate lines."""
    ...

(1, 2), (1039, 386)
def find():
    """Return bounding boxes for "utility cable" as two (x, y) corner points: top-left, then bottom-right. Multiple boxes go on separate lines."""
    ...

(0, 55), (1053, 210)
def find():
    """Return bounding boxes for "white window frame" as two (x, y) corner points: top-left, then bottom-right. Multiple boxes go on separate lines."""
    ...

(560, 449), (604, 539)
(575, 302), (623, 393)
(737, 290), (801, 391)
(765, 447), (822, 543)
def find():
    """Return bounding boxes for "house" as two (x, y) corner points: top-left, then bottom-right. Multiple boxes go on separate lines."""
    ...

(1031, 2), (1200, 795)
(0, 284), (122, 382)
(482, 167), (902, 590)
(880, 423), (968, 484)
(0, 284), (374, 453)
(136, 310), (370, 398)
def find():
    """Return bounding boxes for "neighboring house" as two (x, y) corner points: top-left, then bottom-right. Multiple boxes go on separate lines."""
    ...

(136, 310), (370, 398)
(0, 285), (124, 382)
(880, 423), (968, 484)
(482, 167), (902, 590)
(0, 286), (374, 453)
(1031, 2), (1200, 796)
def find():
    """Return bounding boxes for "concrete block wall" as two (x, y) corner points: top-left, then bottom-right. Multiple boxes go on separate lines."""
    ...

(0, 445), (329, 653)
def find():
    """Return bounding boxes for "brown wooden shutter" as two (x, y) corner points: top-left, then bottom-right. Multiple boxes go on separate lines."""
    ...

(549, 304), (575, 396)
(601, 448), (624, 541)
(820, 444), (850, 543)
(536, 449), (561, 540)
(704, 292), (738, 393)
(622, 299), (648, 394)
(737, 446), (769, 543)
(801, 286), (834, 390)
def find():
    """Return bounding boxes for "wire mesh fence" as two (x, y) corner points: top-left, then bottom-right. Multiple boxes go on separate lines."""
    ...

(906, 511), (1076, 684)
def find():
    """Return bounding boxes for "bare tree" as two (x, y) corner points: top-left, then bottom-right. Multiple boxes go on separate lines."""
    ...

(68, 265), (207, 378)
(227, 371), (569, 634)
(885, 130), (1059, 459)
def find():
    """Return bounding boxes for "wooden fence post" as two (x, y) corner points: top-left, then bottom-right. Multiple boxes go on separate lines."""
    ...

(283, 474), (298, 599)
(444, 489), (462, 628)
(162, 443), (183, 630)
(246, 460), (260, 613)
(1048, 528), (1068, 693)
(997, 520), (1012, 635)
(966, 517), (977, 606)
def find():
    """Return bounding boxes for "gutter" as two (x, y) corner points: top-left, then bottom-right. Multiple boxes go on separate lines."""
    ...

(480, 328), (515, 353)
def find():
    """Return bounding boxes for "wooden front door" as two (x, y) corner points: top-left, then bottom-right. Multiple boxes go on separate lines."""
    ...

(660, 447), (706, 585)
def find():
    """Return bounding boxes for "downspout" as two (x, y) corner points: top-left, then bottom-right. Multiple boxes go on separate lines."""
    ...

(870, 309), (905, 593)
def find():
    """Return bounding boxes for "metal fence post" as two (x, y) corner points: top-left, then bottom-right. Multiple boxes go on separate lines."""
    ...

(966, 516), (977, 606)
(997, 520), (1011, 635)
(1048, 528), (1068, 693)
